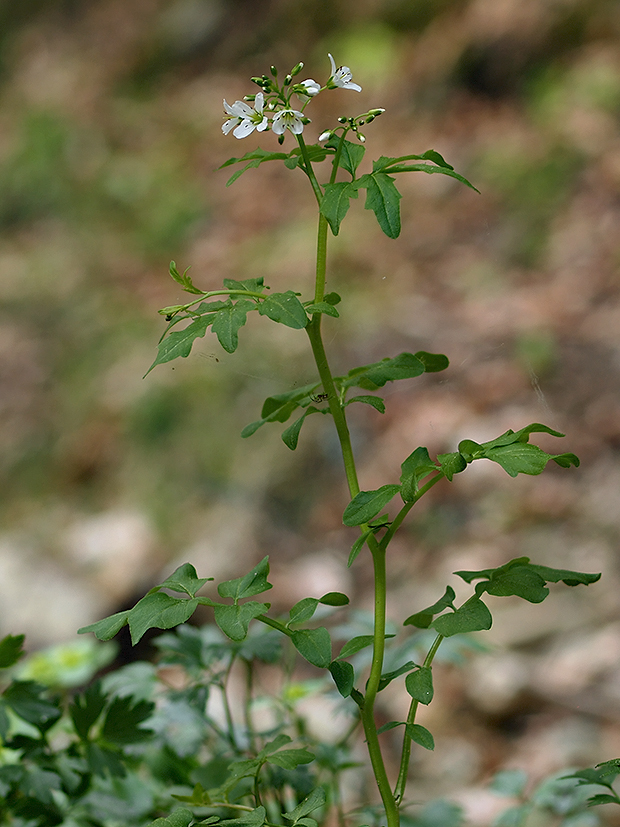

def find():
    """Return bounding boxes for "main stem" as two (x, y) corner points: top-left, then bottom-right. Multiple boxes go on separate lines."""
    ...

(303, 170), (399, 826)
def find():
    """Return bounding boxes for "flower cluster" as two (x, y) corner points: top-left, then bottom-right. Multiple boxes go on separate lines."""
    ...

(222, 54), (362, 140)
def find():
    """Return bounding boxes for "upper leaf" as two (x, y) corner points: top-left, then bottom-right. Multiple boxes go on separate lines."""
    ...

(320, 181), (358, 236)
(156, 563), (212, 597)
(326, 135), (366, 177)
(343, 484), (401, 526)
(212, 299), (256, 353)
(400, 447), (438, 501)
(356, 172), (402, 238)
(258, 291), (308, 329)
(431, 598), (493, 637)
(403, 586), (456, 629)
(217, 557), (272, 600)
(145, 314), (216, 375)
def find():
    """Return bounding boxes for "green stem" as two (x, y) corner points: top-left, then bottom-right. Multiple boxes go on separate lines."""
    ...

(296, 133), (323, 206)
(393, 634), (444, 805)
(379, 473), (444, 551)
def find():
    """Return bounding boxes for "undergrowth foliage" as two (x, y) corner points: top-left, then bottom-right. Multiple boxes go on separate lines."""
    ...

(0, 54), (614, 827)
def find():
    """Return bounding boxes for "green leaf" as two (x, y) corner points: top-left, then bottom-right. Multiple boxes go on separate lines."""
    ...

(587, 793), (620, 806)
(324, 292), (341, 305)
(378, 661), (418, 691)
(343, 484), (401, 526)
(345, 395), (386, 413)
(373, 150), (455, 172)
(220, 148), (289, 185)
(2, 681), (61, 730)
(528, 564), (601, 587)
(405, 723), (435, 750)
(344, 352), (426, 390)
(413, 350), (449, 372)
(485, 443), (575, 477)
(347, 528), (373, 566)
(156, 563), (212, 597)
(405, 666), (434, 705)
(431, 598), (492, 637)
(101, 695), (154, 745)
(169, 261), (202, 294)
(326, 136), (366, 177)
(288, 598), (320, 626)
(128, 593), (199, 645)
(0, 634), (25, 668)
(259, 291), (308, 329)
(377, 721), (404, 734)
(400, 447), (438, 501)
(213, 602), (269, 641)
(282, 411), (309, 451)
(284, 787), (327, 822)
(148, 808), (194, 827)
(477, 565), (549, 603)
(218, 557), (272, 600)
(78, 610), (129, 641)
(319, 591), (350, 606)
(320, 181), (358, 235)
(357, 172), (402, 238)
(291, 627), (332, 668)
(223, 276), (266, 293)
(337, 635), (375, 659)
(437, 451), (467, 481)
(305, 301), (340, 318)
(219, 806), (267, 827)
(241, 383), (318, 438)
(145, 314), (214, 375)
(69, 682), (107, 740)
(212, 299), (256, 353)
(329, 660), (354, 697)
(267, 747), (315, 769)
(85, 741), (126, 778)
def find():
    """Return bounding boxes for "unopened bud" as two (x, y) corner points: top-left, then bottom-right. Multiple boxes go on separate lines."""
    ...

(337, 116), (347, 124)
(278, 133), (285, 145)
(318, 130), (332, 141)
(369, 108), (386, 116)
(270, 65), (278, 77)
(244, 94), (256, 101)
(284, 74), (292, 86)
(251, 76), (263, 86)
(357, 132), (366, 142)
(291, 62), (304, 76)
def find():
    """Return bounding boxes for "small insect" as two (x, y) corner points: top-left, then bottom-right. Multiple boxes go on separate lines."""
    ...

(310, 392), (329, 403)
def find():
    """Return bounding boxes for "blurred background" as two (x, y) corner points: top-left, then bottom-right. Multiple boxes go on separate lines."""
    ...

(2, 0), (620, 819)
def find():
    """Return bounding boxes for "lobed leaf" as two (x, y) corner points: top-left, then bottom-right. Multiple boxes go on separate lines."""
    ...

(437, 451), (467, 481)
(259, 291), (308, 329)
(145, 314), (215, 375)
(431, 598), (492, 637)
(218, 557), (272, 600)
(400, 446), (438, 501)
(403, 586), (456, 629)
(156, 563), (212, 597)
(101, 695), (154, 745)
(213, 602), (269, 642)
(0, 634), (25, 668)
(212, 299), (256, 353)
(284, 788), (327, 822)
(69, 682), (107, 740)
(326, 136), (366, 177)
(169, 261), (202, 294)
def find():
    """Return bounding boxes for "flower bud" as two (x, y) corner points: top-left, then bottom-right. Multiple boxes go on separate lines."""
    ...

(270, 65), (278, 77)
(318, 130), (332, 141)
(284, 74), (292, 86)
(337, 116), (347, 124)
(291, 62), (304, 76)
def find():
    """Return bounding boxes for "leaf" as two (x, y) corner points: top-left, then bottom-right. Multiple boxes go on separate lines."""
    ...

(241, 383), (318, 439)
(320, 181), (358, 235)
(0, 634), (25, 668)
(305, 301), (340, 318)
(213, 602), (269, 641)
(587, 794), (620, 807)
(282, 411), (309, 451)
(326, 136), (366, 177)
(291, 627), (332, 668)
(145, 314), (214, 375)
(377, 721), (404, 734)
(259, 291), (308, 329)
(477, 565), (549, 603)
(405, 666), (434, 705)
(2, 681), (61, 730)
(343, 484), (401, 526)
(337, 635), (375, 659)
(128, 593), (199, 645)
(437, 451), (467, 481)
(69, 682), (107, 740)
(347, 528), (373, 567)
(219, 806), (267, 827)
(169, 261), (202, 294)
(156, 563), (212, 597)
(400, 447), (438, 501)
(212, 299), (256, 353)
(431, 598), (492, 637)
(220, 147), (289, 185)
(405, 723), (435, 750)
(148, 808), (194, 827)
(78, 610), (129, 641)
(413, 350), (449, 372)
(357, 172), (402, 238)
(345, 395), (386, 414)
(319, 591), (350, 606)
(329, 660), (354, 697)
(223, 276), (266, 293)
(101, 695), (154, 745)
(289, 598), (320, 626)
(485, 443), (564, 477)
(378, 661), (418, 691)
(267, 748), (315, 769)
(529, 564), (601, 587)
(344, 352), (426, 390)
(218, 557), (272, 600)
(480, 422), (565, 450)
(283, 787), (327, 822)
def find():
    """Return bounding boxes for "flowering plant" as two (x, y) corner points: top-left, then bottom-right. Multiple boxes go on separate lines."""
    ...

(0, 55), (603, 827)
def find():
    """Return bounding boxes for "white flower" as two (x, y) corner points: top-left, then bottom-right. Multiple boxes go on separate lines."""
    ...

(222, 92), (269, 139)
(297, 78), (321, 97)
(327, 53), (362, 92)
(318, 130), (332, 142)
(272, 108), (306, 135)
